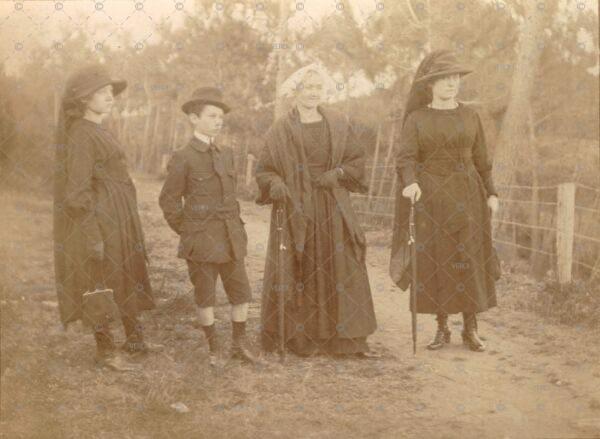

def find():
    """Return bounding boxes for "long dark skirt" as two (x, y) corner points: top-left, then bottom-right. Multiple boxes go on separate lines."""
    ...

(410, 166), (498, 314)
(262, 188), (375, 356)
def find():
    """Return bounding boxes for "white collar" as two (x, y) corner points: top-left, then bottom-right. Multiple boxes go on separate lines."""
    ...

(193, 131), (214, 145)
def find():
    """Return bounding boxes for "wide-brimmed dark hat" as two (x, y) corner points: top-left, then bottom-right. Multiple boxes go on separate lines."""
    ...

(181, 86), (231, 114)
(64, 64), (127, 102)
(414, 50), (473, 83)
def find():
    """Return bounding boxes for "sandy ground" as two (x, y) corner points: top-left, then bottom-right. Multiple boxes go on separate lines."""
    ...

(1, 174), (599, 439)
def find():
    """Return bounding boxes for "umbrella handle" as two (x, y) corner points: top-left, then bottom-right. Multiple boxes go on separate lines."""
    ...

(408, 200), (416, 244)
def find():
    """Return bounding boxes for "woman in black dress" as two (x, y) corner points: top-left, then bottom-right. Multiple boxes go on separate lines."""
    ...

(390, 50), (500, 352)
(54, 65), (155, 368)
(256, 67), (378, 357)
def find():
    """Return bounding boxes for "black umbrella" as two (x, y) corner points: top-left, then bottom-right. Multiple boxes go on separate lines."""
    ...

(275, 202), (287, 363)
(409, 200), (418, 354)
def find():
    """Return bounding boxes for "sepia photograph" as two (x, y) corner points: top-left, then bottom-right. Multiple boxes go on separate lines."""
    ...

(0, 0), (599, 438)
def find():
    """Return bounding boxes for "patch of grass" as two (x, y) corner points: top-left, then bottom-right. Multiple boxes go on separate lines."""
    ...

(535, 279), (600, 329)
(141, 372), (179, 414)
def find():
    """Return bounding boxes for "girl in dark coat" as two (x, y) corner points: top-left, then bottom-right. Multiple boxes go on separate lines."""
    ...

(53, 65), (155, 367)
(390, 50), (500, 352)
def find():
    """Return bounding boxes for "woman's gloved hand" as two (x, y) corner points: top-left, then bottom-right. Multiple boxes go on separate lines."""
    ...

(269, 179), (291, 201)
(401, 182), (422, 203)
(316, 168), (342, 189)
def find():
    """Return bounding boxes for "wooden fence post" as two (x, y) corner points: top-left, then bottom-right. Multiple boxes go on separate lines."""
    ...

(120, 96), (131, 148)
(241, 139), (249, 176)
(53, 89), (60, 128)
(246, 154), (256, 187)
(556, 182), (575, 284)
(167, 100), (176, 153)
(367, 124), (382, 206)
(172, 118), (180, 152)
(150, 103), (163, 173)
(160, 154), (170, 175)
(141, 103), (153, 171)
(390, 172), (397, 200)
(376, 121), (396, 198)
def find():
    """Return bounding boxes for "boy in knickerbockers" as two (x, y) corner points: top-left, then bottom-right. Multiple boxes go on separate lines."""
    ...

(159, 87), (257, 366)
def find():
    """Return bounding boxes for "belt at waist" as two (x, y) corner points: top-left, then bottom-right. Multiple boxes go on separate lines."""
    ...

(419, 156), (473, 173)
(96, 175), (134, 185)
(186, 203), (240, 220)
(420, 154), (472, 163)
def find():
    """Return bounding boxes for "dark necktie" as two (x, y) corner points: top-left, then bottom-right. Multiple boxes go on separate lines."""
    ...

(210, 142), (225, 176)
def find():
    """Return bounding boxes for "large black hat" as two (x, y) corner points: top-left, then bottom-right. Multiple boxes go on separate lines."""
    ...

(414, 50), (472, 83)
(181, 86), (231, 114)
(64, 64), (127, 102)
(400, 50), (473, 127)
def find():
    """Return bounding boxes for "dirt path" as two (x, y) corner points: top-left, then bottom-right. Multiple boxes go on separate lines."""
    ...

(1, 175), (599, 439)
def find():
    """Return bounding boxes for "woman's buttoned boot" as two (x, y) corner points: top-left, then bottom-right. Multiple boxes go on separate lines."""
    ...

(462, 312), (485, 352)
(122, 317), (145, 354)
(94, 323), (116, 360)
(122, 317), (163, 355)
(427, 313), (451, 350)
(94, 323), (136, 371)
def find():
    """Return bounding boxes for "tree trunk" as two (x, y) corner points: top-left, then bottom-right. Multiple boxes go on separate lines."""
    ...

(274, 0), (289, 120)
(53, 89), (60, 128)
(172, 118), (180, 153)
(149, 103), (162, 173)
(367, 124), (382, 208)
(120, 94), (131, 145)
(527, 107), (543, 275)
(376, 121), (396, 198)
(167, 100), (176, 153)
(141, 103), (154, 171)
(493, 1), (548, 192)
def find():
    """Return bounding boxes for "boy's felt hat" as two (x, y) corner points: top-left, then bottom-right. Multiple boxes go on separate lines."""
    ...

(181, 86), (231, 114)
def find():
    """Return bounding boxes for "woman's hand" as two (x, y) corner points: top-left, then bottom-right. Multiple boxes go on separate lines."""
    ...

(402, 182), (422, 203)
(269, 179), (291, 201)
(487, 195), (499, 214)
(316, 169), (341, 189)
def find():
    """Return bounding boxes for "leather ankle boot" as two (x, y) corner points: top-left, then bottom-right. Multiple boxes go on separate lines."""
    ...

(93, 323), (115, 357)
(427, 314), (451, 350)
(231, 321), (258, 364)
(122, 317), (145, 354)
(462, 313), (485, 352)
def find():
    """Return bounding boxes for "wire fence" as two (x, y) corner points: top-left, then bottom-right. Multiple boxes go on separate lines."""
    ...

(348, 162), (599, 283)
(223, 140), (600, 283)
(232, 150), (599, 283)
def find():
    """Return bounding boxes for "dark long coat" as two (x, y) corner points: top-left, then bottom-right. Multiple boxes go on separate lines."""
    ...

(256, 106), (377, 352)
(390, 104), (500, 314)
(53, 119), (154, 326)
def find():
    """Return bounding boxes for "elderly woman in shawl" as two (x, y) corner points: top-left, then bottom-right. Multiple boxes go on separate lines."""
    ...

(255, 65), (378, 357)
(54, 65), (155, 368)
(390, 50), (501, 352)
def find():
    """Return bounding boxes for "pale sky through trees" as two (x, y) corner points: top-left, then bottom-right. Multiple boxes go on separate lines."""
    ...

(0, 0), (398, 99)
(1, 0), (598, 76)
(1, 0), (370, 75)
